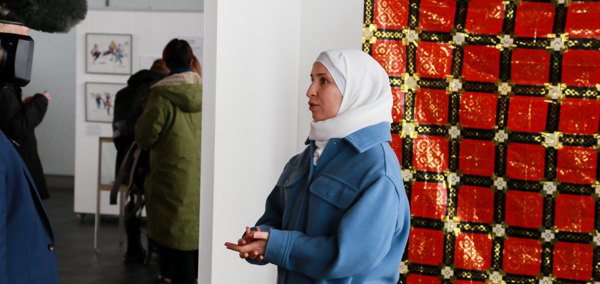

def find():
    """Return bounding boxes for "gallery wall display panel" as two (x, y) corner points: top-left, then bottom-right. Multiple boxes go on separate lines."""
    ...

(86, 33), (132, 75)
(85, 82), (125, 123)
(362, 0), (600, 283)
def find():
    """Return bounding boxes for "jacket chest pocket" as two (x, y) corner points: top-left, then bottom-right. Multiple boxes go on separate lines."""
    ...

(309, 174), (360, 209)
(276, 166), (307, 203)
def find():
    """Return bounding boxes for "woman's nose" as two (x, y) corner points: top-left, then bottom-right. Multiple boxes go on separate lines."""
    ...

(306, 84), (316, 97)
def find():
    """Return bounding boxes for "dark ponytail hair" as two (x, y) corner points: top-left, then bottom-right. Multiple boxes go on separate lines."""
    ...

(162, 38), (193, 70)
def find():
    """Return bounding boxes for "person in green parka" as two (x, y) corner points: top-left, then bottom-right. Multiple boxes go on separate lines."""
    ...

(135, 39), (202, 284)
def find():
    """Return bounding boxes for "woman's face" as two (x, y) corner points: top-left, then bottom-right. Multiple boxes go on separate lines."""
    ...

(306, 62), (343, 122)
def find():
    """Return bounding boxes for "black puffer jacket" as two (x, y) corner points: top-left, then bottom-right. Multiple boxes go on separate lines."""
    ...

(112, 69), (165, 172)
(0, 85), (49, 199)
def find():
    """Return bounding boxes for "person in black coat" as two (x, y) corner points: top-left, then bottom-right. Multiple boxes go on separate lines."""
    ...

(0, 84), (52, 199)
(113, 59), (168, 170)
(112, 59), (168, 265)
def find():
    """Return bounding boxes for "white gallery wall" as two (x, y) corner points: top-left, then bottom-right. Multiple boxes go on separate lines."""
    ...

(74, 10), (203, 215)
(201, 0), (364, 283)
(200, 1), (300, 282)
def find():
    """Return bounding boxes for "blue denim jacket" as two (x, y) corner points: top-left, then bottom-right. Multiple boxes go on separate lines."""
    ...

(250, 122), (410, 283)
(0, 130), (59, 284)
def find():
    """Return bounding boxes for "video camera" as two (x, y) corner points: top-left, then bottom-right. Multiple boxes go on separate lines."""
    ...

(0, 0), (87, 86)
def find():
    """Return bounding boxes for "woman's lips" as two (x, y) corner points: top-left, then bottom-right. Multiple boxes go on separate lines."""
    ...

(309, 103), (318, 111)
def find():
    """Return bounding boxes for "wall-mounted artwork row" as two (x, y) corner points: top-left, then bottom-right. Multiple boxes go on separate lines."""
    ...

(86, 33), (132, 75)
(362, 0), (600, 283)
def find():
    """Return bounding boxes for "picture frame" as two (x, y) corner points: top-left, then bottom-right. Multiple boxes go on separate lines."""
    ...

(98, 137), (118, 189)
(86, 33), (132, 74)
(85, 82), (126, 123)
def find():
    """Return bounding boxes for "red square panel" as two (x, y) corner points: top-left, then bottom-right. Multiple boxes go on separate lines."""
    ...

(463, 46), (500, 82)
(558, 98), (600, 135)
(411, 182), (447, 219)
(415, 89), (449, 125)
(406, 274), (441, 284)
(505, 191), (543, 229)
(413, 135), (449, 172)
(408, 228), (445, 266)
(464, 0), (505, 35)
(459, 139), (495, 176)
(390, 133), (403, 165)
(457, 185), (494, 223)
(455, 233), (492, 271)
(503, 238), (542, 276)
(511, 49), (550, 86)
(506, 143), (546, 181)
(373, 0), (410, 30)
(459, 92), (498, 129)
(391, 87), (405, 123)
(514, 2), (555, 38)
(556, 146), (597, 184)
(562, 50), (600, 87)
(565, 2), (600, 39)
(372, 39), (406, 77)
(507, 96), (548, 133)
(417, 42), (453, 79)
(553, 242), (594, 281)
(555, 194), (595, 233)
(419, 0), (456, 32)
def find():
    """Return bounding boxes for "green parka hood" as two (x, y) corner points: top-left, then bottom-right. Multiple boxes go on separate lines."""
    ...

(149, 71), (202, 112)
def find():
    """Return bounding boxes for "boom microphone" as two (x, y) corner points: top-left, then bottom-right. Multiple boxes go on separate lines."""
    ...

(0, 0), (87, 33)
(0, 0), (86, 86)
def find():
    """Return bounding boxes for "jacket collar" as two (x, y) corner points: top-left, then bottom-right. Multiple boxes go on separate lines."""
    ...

(151, 71), (202, 88)
(168, 67), (192, 76)
(305, 122), (392, 153)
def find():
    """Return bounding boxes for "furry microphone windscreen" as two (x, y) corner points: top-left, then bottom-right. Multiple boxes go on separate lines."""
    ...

(9, 0), (87, 33)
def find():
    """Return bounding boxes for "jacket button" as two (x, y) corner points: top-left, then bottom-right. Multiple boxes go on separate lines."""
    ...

(326, 191), (334, 197)
(333, 142), (337, 145)
(48, 244), (55, 252)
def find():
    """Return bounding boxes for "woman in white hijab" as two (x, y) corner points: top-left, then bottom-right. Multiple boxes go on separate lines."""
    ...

(226, 49), (410, 284)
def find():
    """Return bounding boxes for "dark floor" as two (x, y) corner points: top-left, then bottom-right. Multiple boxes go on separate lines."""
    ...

(43, 176), (160, 284)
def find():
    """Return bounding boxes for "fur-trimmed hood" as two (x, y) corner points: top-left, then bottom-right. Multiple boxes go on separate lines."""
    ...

(149, 71), (202, 113)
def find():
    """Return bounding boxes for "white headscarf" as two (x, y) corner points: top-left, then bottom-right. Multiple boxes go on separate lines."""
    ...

(309, 49), (393, 164)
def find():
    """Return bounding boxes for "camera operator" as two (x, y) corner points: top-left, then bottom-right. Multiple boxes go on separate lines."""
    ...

(0, 21), (59, 284)
(0, 23), (52, 199)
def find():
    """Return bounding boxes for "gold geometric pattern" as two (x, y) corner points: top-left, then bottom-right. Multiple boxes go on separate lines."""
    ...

(363, 1), (600, 283)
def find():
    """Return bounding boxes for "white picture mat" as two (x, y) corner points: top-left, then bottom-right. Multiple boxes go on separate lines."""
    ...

(85, 82), (126, 123)
(87, 33), (132, 74)
(100, 140), (117, 186)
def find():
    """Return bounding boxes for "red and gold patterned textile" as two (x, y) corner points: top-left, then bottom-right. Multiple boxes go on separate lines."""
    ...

(362, 0), (600, 283)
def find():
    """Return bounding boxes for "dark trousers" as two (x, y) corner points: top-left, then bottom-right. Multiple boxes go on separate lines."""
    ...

(158, 243), (198, 284)
(124, 197), (143, 251)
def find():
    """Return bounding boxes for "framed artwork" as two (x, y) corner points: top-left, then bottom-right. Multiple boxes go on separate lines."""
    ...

(86, 33), (132, 74)
(98, 137), (117, 189)
(85, 82), (125, 123)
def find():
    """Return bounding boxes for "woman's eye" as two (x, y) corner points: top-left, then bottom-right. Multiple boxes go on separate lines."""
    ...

(321, 78), (328, 84)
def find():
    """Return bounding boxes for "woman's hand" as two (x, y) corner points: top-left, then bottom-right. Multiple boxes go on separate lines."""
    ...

(225, 226), (270, 261)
